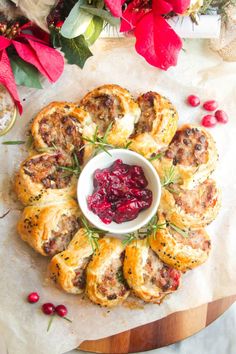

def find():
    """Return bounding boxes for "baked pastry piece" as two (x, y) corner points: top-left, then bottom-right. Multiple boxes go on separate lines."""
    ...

(123, 239), (181, 303)
(160, 179), (221, 229)
(31, 102), (96, 164)
(86, 237), (130, 307)
(153, 124), (218, 189)
(17, 199), (80, 256)
(49, 228), (95, 294)
(14, 151), (77, 205)
(80, 84), (140, 147)
(149, 212), (211, 272)
(130, 92), (178, 158)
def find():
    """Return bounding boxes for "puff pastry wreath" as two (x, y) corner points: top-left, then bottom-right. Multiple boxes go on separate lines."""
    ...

(160, 179), (221, 229)
(80, 84), (141, 147)
(49, 228), (95, 294)
(14, 151), (77, 205)
(86, 237), (130, 307)
(31, 102), (96, 164)
(153, 124), (218, 189)
(130, 91), (178, 158)
(123, 239), (182, 303)
(149, 212), (211, 272)
(17, 199), (80, 256)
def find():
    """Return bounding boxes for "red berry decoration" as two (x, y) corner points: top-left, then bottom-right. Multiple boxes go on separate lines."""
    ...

(203, 100), (218, 111)
(215, 110), (228, 124)
(201, 115), (217, 128)
(27, 292), (40, 303)
(42, 303), (55, 315)
(55, 304), (68, 317)
(187, 95), (200, 107)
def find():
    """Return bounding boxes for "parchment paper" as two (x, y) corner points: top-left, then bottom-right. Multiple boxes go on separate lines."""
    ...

(0, 38), (236, 354)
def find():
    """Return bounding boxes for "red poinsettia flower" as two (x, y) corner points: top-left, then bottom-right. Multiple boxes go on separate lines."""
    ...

(116, 0), (190, 70)
(0, 22), (64, 114)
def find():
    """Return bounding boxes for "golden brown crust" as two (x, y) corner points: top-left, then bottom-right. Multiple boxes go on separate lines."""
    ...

(130, 92), (178, 158)
(80, 84), (140, 147)
(48, 228), (94, 294)
(152, 124), (218, 189)
(160, 179), (221, 229)
(14, 152), (77, 205)
(149, 213), (211, 272)
(17, 199), (80, 256)
(31, 101), (96, 164)
(86, 237), (130, 307)
(123, 239), (181, 303)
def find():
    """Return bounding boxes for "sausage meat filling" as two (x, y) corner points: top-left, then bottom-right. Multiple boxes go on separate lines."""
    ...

(39, 111), (84, 163)
(144, 249), (181, 292)
(73, 256), (92, 290)
(43, 215), (79, 256)
(97, 252), (129, 300)
(23, 154), (72, 189)
(171, 179), (217, 215)
(82, 94), (122, 134)
(165, 127), (208, 166)
(168, 227), (211, 251)
(135, 92), (157, 135)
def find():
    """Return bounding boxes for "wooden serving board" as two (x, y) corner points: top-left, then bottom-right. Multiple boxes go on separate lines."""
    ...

(79, 295), (236, 353)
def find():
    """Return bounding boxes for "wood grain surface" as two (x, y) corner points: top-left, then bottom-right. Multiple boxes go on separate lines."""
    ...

(79, 295), (236, 353)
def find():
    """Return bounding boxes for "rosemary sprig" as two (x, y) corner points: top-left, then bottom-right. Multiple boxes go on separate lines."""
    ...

(168, 222), (189, 238)
(161, 165), (178, 188)
(124, 140), (133, 149)
(122, 232), (139, 246)
(36, 142), (58, 153)
(122, 216), (167, 245)
(148, 152), (163, 162)
(2, 140), (25, 145)
(81, 216), (104, 252)
(83, 123), (114, 156)
(56, 152), (81, 176)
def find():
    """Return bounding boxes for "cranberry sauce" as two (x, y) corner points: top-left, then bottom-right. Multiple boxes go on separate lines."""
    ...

(87, 159), (153, 224)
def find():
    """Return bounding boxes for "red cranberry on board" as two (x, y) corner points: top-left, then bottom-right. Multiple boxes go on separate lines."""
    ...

(203, 100), (218, 111)
(215, 110), (229, 124)
(201, 115), (217, 128)
(187, 95), (200, 107)
(27, 292), (40, 303)
(42, 303), (55, 315)
(55, 304), (68, 317)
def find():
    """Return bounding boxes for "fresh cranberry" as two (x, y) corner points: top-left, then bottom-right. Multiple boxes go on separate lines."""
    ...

(203, 100), (218, 111)
(215, 110), (228, 124)
(88, 159), (152, 224)
(42, 303), (55, 315)
(201, 115), (217, 128)
(27, 292), (40, 303)
(55, 304), (68, 317)
(55, 20), (64, 28)
(187, 95), (200, 107)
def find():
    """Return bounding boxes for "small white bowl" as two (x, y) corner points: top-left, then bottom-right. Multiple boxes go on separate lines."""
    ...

(77, 149), (161, 234)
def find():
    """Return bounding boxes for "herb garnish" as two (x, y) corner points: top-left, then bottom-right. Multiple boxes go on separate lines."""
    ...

(56, 152), (81, 176)
(168, 222), (189, 238)
(81, 216), (104, 252)
(122, 216), (167, 245)
(2, 140), (25, 145)
(82, 123), (114, 156)
(148, 152), (163, 162)
(161, 165), (178, 188)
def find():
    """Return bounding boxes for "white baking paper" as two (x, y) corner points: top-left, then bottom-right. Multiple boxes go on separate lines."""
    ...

(0, 38), (236, 354)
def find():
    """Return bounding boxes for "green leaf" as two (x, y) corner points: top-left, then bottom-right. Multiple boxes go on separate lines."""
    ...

(80, 5), (120, 26)
(9, 56), (42, 89)
(84, 16), (104, 46)
(61, 0), (93, 39)
(50, 28), (62, 48)
(60, 35), (93, 68)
